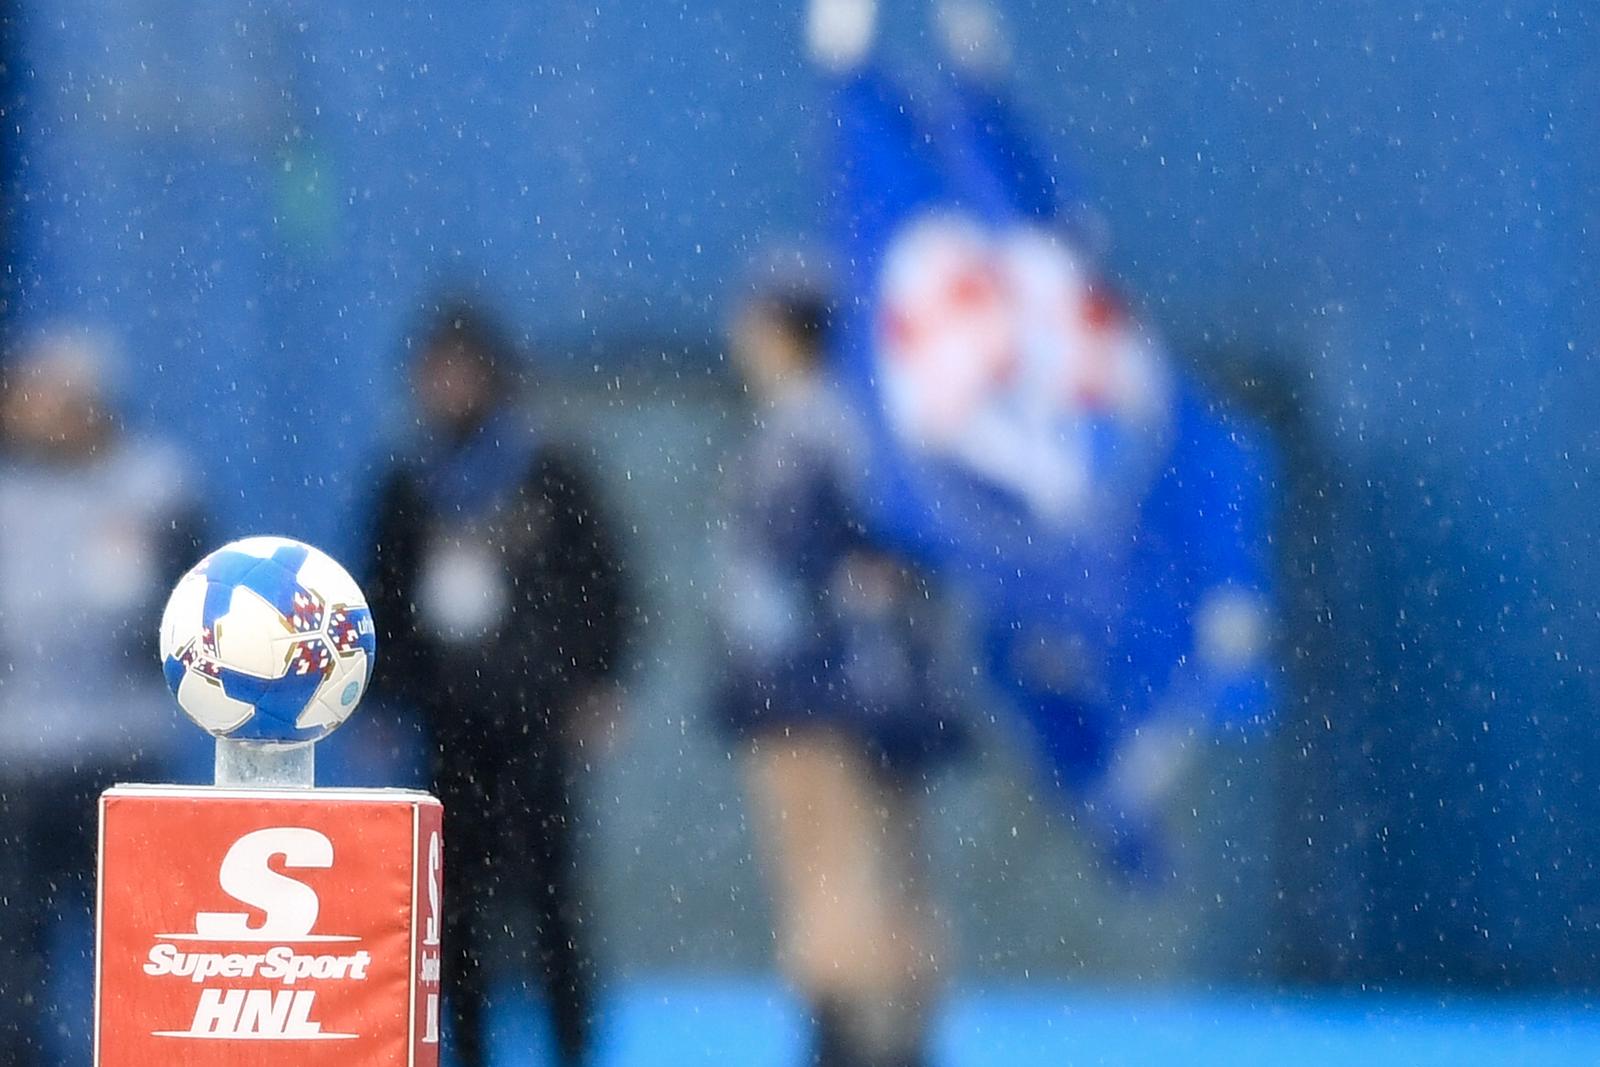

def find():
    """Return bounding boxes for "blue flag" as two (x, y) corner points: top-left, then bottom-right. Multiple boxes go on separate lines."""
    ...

(827, 65), (1276, 876)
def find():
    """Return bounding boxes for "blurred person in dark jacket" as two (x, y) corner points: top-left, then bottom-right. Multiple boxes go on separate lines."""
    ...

(716, 286), (965, 1067)
(366, 302), (628, 1067)
(0, 331), (203, 1065)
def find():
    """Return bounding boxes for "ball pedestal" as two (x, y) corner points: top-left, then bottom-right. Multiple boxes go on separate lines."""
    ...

(213, 737), (316, 788)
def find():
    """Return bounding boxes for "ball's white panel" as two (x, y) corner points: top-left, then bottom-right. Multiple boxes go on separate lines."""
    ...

(299, 651), (357, 731)
(296, 694), (339, 732)
(175, 670), (253, 734)
(158, 571), (208, 661)
(335, 650), (368, 711)
(212, 586), (289, 678)
(294, 545), (367, 608)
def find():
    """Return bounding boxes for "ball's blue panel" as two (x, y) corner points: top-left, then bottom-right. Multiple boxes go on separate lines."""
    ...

(214, 665), (324, 742)
(161, 653), (187, 696)
(199, 544), (311, 628)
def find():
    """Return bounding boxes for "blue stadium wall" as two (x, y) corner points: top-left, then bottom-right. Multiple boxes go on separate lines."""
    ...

(9, 0), (1596, 987)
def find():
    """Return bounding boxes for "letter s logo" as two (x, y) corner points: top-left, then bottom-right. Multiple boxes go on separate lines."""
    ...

(192, 828), (334, 942)
(423, 830), (442, 947)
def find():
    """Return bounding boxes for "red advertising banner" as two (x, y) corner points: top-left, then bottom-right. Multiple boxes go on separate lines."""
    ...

(95, 785), (443, 1067)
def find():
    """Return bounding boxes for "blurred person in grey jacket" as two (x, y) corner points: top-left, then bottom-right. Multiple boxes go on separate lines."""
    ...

(0, 332), (204, 1066)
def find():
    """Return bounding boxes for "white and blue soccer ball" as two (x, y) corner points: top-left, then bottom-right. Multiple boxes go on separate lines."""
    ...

(159, 536), (377, 744)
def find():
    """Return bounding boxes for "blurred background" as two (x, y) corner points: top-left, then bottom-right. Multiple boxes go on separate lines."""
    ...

(1, 0), (1596, 1064)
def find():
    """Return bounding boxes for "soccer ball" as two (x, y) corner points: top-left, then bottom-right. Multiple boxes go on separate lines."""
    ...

(159, 536), (377, 744)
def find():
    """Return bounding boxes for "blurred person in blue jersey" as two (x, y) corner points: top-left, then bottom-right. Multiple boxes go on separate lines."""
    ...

(715, 278), (967, 1067)
(815, 0), (1275, 873)
(0, 331), (204, 1066)
(366, 300), (630, 1067)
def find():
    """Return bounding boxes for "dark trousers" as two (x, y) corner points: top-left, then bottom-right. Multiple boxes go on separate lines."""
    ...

(431, 721), (593, 1067)
(0, 765), (130, 1066)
